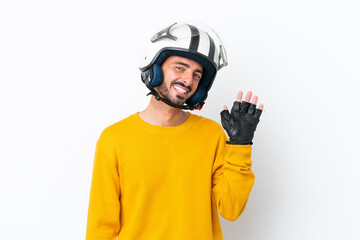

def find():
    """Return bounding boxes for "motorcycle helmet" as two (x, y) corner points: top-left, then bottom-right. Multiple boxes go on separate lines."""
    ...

(140, 22), (228, 110)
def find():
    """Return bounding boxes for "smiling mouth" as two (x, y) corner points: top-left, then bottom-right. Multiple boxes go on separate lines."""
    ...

(173, 84), (189, 94)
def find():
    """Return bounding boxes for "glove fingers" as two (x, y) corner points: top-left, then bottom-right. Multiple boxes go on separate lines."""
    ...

(220, 109), (231, 121)
(254, 108), (263, 119)
(247, 103), (257, 115)
(239, 101), (250, 113)
(220, 110), (232, 131)
(230, 101), (241, 115)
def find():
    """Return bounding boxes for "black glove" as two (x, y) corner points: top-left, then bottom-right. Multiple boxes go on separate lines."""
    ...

(220, 101), (262, 145)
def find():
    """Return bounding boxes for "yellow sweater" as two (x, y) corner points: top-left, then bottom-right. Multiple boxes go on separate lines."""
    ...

(86, 113), (255, 240)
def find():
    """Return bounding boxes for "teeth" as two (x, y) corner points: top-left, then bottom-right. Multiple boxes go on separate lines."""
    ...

(174, 85), (187, 94)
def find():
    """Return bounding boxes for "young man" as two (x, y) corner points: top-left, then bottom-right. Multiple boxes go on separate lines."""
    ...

(86, 22), (263, 240)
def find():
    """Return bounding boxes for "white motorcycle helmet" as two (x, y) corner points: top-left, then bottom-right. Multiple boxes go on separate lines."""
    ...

(140, 22), (228, 110)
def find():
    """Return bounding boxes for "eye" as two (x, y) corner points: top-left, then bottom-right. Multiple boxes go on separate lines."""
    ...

(194, 73), (202, 80)
(175, 66), (184, 71)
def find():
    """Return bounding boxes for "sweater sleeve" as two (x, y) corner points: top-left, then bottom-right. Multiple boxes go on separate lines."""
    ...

(86, 141), (121, 240)
(211, 131), (255, 221)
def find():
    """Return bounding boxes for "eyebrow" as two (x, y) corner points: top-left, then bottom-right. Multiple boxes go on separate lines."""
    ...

(175, 62), (203, 74)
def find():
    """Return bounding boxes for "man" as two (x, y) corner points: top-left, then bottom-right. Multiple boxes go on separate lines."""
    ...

(86, 22), (263, 240)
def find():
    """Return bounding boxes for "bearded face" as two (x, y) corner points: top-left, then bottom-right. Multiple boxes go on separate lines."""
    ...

(156, 56), (203, 106)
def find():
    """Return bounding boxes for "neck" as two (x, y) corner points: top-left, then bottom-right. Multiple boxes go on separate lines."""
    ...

(138, 96), (190, 127)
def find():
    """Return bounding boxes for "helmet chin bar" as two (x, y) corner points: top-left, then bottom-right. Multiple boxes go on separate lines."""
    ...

(146, 89), (204, 111)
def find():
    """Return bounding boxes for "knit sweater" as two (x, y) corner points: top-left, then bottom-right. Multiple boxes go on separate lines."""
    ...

(86, 113), (255, 240)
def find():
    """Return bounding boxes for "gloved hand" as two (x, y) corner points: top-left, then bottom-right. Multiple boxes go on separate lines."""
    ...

(221, 100), (262, 145)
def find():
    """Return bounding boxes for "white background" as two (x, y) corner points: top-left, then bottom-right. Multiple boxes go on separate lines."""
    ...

(1, 0), (359, 239)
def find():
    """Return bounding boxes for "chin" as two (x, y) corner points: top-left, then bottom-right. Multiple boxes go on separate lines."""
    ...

(172, 99), (186, 106)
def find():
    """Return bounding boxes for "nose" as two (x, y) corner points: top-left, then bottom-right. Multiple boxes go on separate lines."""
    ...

(180, 70), (193, 86)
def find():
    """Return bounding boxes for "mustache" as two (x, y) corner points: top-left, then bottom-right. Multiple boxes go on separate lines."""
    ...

(171, 81), (192, 92)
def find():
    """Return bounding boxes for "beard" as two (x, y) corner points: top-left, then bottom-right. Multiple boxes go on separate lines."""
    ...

(156, 80), (192, 106)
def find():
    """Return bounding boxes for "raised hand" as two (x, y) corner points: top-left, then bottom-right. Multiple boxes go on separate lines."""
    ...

(220, 91), (263, 145)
